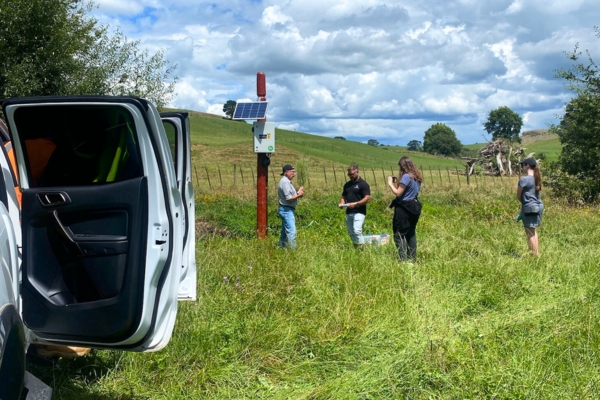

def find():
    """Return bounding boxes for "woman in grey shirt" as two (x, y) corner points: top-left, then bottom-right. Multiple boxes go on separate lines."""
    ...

(516, 157), (544, 256)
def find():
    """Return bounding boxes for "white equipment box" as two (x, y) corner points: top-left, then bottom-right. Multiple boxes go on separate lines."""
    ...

(253, 121), (275, 153)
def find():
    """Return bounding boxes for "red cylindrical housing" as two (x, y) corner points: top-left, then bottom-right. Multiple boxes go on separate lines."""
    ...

(257, 72), (266, 97)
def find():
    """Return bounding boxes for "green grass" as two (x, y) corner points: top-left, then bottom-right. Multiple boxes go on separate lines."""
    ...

(27, 114), (588, 399)
(33, 181), (600, 399)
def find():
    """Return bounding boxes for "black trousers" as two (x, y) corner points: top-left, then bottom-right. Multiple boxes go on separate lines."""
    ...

(394, 227), (417, 261)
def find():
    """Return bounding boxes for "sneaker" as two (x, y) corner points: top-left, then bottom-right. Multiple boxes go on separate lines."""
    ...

(36, 344), (91, 359)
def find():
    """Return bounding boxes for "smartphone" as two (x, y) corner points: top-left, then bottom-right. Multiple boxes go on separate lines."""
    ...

(392, 176), (397, 182)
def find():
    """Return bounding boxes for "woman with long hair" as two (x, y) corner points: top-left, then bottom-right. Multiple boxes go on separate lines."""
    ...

(387, 156), (423, 262)
(516, 157), (544, 255)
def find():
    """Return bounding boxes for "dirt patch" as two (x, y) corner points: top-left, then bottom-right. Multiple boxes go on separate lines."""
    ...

(196, 220), (230, 239)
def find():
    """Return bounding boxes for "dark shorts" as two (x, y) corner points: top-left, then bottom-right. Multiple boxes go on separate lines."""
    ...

(522, 210), (543, 228)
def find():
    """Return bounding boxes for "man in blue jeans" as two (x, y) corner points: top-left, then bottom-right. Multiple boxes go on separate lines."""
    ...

(277, 164), (304, 248)
(339, 163), (371, 248)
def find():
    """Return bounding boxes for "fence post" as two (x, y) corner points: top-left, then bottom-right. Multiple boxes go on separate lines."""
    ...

(466, 165), (470, 186)
(251, 167), (255, 185)
(429, 166), (434, 185)
(333, 165), (337, 183)
(194, 165), (200, 187)
(473, 170), (478, 187)
(381, 167), (386, 185)
(234, 164), (237, 186)
(218, 166), (223, 186)
(455, 167), (461, 187)
(446, 167), (451, 185)
(371, 167), (377, 186)
(194, 165), (200, 188)
(240, 167), (245, 184)
(438, 166), (443, 185)
(204, 165), (212, 188)
(323, 165), (327, 184)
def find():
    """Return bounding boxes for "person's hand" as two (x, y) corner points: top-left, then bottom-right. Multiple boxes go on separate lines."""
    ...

(298, 187), (304, 197)
(348, 202), (355, 209)
(387, 176), (396, 185)
(338, 203), (345, 209)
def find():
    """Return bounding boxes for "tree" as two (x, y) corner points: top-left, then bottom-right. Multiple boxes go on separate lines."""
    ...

(333, 136), (346, 140)
(0, 0), (177, 108)
(483, 106), (523, 143)
(422, 123), (462, 156)
(367, 139), (379, 146)
(548, 27), (600, 202)
(223, 100), (237, 119)
(407, 140), (422, 152)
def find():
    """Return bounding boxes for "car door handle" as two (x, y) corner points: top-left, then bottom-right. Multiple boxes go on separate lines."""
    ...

(38, 192), (71, 207)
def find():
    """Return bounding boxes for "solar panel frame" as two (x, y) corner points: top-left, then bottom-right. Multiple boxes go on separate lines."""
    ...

(232, 101), (268, 120)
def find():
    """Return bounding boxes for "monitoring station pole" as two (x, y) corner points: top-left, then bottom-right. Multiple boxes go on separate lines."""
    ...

(256, 72), (268, 239)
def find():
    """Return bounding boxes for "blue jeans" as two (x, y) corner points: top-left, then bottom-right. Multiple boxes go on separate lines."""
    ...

(345, 213), (365, 245)
(278, 206), (297, 248)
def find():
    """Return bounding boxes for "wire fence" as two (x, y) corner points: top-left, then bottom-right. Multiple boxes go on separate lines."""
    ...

(193, 163), (523, 192)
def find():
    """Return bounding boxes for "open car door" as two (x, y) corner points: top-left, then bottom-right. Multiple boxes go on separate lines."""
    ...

(160, 112), (196, 301)
(2, 96), (185, 352)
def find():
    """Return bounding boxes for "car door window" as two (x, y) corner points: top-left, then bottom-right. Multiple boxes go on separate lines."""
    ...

(13, 105), (142, 188)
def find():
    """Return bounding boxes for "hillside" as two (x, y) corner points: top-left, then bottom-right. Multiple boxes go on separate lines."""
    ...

(171, 109), (562, 173)
(521, 129), (558, 145)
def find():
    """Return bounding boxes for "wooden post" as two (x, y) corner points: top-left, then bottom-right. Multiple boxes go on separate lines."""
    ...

(466, 165), (470, 186)
(333, 165), (337, 183)
(381, 167), (386, 184)
(234, 164), (237, 186)
(218, 166), (223, 186)
(371, 167), (377, 186)
(323, 165), (327, 184)
(240, 167), (245, 184)
(204, 166), (211, 188)
(438, 166), (443, 185)
(429, 166), (434, 185)
(455, 167), (461, 187)
(446, 167), (451, 185)
(194, 165), (200, 187)
(194, 165), (203, 187)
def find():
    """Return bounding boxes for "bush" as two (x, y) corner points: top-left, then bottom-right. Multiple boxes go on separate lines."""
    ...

(544, 161), (600, 205)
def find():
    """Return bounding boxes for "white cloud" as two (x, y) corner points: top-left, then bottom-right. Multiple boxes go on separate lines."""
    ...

(90, 0), (600, 145)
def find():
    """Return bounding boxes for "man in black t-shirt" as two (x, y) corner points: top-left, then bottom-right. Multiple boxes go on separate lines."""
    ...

(339, 163), (371, 248)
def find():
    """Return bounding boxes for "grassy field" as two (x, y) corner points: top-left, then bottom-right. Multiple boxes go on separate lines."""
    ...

(29, 115), (596, 399)
(31, 178), (600, 399)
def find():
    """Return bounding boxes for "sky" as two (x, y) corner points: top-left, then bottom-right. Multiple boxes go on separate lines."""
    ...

(91, 0), (600, 145)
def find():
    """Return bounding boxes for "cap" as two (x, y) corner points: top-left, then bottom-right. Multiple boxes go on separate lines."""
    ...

(280, 164), (295, 175)
(520, 158), (537, 168)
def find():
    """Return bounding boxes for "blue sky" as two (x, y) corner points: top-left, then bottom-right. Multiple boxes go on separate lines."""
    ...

(92, 0), (600, 145)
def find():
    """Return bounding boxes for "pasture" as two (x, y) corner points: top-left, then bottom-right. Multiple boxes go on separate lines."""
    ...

(30, 116), (600, 399)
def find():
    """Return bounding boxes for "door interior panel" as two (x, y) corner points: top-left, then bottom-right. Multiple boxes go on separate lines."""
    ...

(22, 177), (149, 342)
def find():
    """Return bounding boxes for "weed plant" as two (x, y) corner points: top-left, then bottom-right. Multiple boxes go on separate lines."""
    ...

(32, 181), (600, 399)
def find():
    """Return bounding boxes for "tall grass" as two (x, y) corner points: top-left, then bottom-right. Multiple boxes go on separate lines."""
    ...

(34, 182), (600, 399)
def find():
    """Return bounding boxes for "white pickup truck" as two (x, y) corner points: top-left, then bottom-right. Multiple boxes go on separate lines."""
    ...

(0, 96), (196, 399)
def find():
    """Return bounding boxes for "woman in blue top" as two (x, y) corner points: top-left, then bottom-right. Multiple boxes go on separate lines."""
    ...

(387, 156), (423, 262)
(516, 157), (544, 256)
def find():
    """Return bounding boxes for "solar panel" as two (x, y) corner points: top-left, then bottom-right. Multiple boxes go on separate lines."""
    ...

(232, 101), (268, 120)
